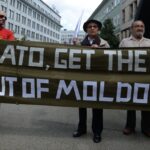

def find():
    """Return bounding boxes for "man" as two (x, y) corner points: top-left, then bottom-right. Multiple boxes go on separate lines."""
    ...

(120, 20), (150, 137)
(73, 19), (109, 143)
(0, 10), (14, 40)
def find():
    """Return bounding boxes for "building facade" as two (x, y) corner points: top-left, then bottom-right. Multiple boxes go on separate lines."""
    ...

(89, 0), (140, 40)
(0, 0), (62, 43)
(89, 0), (122, 39)
(121, 0), (140, 39)
(61, 29), (85, 44)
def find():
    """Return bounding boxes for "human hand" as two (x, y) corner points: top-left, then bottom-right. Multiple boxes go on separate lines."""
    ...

(91, 44), (99, 48)
(73, 38), (78, 45)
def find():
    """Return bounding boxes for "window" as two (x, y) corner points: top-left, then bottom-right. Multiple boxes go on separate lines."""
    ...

(33, 11), (36, 19)
(8, 22), (14, 31)
(134, 0), (138, 9)
(27, 19), (31, 27)
(22, 16), (26, 25)
(23, 4), (27, 13)
(32, 21), (35, 29)
(47, 29), (49, 35)
(10, 0), (15, 6)
(45, 18), (47, 25)
(21, 28), (26, 35)
(36, 33), (39, 40)
(115, 0), (120, 6)
(0, 0), (7, 2)
(37, 13), (40, 21)
(28, 7), (32, 16)
(16, 13), (20, 22)
(113, 16), (119, 27)
(40, 26), (43, 32)
(122, 9), (125, 23)
(27, 30), (31, 38)
(44, 27), (46, 34)
(41, 16), (44, 22)
(31, 32), (35, 39)
(129, 3), (133, 20)
(43, 36), (46, 42)
(48, 20), (51, 26)
(15, 25), (20, 34)
(47, 37), (49, 42)
(9, 9), (14, 19)
(40, 35), (43, 41)
(36, 23), (40, 31)
(1, 5), (7, 13)
(17, 1), (22, 10)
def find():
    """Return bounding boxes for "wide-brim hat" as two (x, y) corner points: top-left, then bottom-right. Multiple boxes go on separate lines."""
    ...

(0, 11), (7, 20)
(83, 19), (102, 32)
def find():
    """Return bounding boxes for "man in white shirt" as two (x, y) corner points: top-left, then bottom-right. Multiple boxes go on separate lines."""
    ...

(120, 20), (150, 137)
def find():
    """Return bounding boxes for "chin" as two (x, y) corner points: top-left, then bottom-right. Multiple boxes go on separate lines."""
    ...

(89, 34), (97, 36)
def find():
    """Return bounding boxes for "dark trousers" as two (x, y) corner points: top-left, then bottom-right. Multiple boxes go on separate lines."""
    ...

(77, 108), (103, 135)
(125, 110), (150, 131)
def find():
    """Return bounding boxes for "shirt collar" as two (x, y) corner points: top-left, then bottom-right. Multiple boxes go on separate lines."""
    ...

(88, 37), (94, 45)
(129, 35), (145, 42)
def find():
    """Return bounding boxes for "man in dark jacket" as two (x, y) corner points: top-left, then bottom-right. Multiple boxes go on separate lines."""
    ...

(73, 19), (109, 143)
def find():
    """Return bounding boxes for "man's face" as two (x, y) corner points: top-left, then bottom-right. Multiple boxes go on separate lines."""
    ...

(86, 23), (100, 36)
(131, 21), (145, 39)
(0, 15), (6, 27)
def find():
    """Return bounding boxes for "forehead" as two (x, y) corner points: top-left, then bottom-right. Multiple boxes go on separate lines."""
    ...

(133, 21), (144, 27)
(87, 22), (98, 26)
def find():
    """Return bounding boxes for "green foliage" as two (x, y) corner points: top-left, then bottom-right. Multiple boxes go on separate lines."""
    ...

(100, 18), (119, 48)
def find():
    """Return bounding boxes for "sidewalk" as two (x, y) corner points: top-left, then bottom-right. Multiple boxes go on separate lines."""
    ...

(0, 104), (149, 150)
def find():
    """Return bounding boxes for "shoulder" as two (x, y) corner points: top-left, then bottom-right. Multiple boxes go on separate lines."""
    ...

(119, 37), (131, 47)
(120, 37), (131, 43)
(2, 28), (14, 34)
(6, 28), (14, 34)
(100, 38), (110, 48)
(143, 37), (150, 41)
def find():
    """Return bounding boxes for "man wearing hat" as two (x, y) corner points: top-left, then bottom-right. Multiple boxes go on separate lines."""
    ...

(0, 10), (14, 40)
(73, 19), (109, 143)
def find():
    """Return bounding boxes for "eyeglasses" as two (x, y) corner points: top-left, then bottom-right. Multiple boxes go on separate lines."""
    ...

(87, 25), (98, 29)
(132, 25), (144, 28)
(0, 15), (6, 19)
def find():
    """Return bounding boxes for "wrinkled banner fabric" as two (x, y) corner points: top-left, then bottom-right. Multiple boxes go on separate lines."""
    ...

(0, 40), (150, 110)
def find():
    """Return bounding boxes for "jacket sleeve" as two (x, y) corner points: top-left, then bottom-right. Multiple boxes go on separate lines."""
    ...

(99, 38), (110, 48)
(105, 42), (110, 48)
(119, 39), (125, 48)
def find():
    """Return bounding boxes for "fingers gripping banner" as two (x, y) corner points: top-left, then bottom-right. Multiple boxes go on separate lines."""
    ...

(0, 40), (150, 110)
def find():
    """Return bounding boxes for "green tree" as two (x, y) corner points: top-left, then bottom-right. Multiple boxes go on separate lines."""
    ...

(100, 18), (119, 48)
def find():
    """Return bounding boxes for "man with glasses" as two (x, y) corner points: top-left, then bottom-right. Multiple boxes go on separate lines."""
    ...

(120, 20), (150, 137)
(73, 19), (109, 143)
(0, 10), (14, 40)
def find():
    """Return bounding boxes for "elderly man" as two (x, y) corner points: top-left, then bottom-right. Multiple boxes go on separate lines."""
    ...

(73, 19), (109, 143)
(120, 20), (150, 137)
(0, 10), (14, 40)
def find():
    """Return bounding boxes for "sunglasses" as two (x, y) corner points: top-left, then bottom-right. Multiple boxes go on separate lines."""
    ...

(0, 15), (6, 19)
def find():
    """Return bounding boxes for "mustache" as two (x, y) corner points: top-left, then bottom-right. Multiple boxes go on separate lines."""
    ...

(137, 30), (144, 31)
(136, 31), (144, 35)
